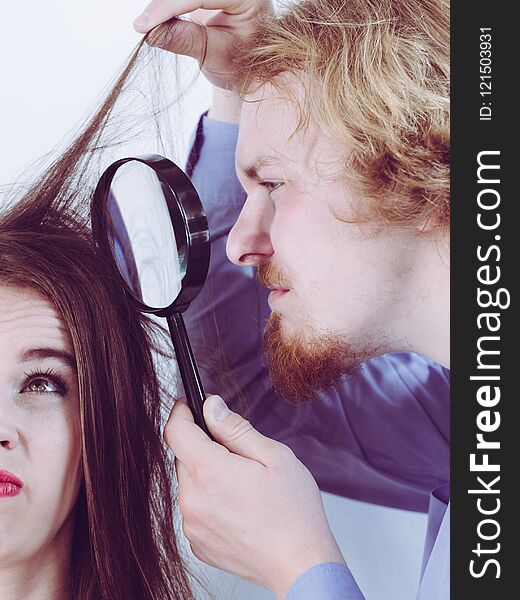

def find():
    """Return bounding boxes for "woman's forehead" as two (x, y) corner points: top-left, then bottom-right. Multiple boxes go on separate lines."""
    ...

(0, 286), (73, 359)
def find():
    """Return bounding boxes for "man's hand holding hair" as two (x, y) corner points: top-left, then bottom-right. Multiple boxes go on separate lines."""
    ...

(134, 0), (273, 89)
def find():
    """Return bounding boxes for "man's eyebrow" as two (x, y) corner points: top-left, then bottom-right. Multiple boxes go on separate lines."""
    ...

(239, 155), (282, 180)
(19, 348), (77, 369)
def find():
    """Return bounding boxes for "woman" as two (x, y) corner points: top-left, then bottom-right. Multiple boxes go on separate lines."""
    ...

(0, 199), (195, 600)
(0, 23), (196, 595)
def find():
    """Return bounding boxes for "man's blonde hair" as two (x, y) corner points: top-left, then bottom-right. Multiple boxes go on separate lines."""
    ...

(233, 0), (450, 229)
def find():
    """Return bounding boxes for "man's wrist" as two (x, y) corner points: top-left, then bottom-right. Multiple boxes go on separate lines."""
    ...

(272, 540), (347, 599)
(207, 87), (241, 123)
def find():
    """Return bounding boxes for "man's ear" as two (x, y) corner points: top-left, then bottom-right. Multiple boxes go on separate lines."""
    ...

(417, 214), (440, 234)
(416, 217), (450, 260)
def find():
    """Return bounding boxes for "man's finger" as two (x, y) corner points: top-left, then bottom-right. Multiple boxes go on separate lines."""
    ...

(164, 399), (226, 468)
(203, 395), (280, 464)
(134, 0), (255, 33)
(145, 17), (206, 60)
(174, 456), (190, 488)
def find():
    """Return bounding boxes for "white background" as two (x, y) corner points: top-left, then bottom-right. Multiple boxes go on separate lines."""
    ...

(0, 2), (427, 598)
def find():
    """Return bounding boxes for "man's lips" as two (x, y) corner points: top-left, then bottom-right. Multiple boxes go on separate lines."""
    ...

(0, 470), (24, 498)
(267, 287), (290, 306)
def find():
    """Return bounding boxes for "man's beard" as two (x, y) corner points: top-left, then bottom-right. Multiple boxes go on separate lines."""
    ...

(258, 261), (379, 404)
(262, 313), (378, 405)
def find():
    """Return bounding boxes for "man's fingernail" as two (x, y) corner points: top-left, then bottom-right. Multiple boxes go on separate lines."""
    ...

(209, 395), (231, 422)
(133, 15), (149, 30)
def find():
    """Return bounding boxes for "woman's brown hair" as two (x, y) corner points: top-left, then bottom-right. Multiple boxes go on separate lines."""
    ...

(0, 25), (196, 600)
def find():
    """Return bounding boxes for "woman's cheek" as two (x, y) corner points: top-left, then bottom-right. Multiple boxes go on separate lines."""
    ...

(29, 400), (82, 502)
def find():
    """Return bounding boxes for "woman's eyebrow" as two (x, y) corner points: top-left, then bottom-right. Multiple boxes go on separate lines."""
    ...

(19, 347), (77, 369)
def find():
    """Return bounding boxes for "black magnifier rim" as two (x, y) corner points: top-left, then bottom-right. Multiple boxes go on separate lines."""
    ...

(91, 154), (210, 316)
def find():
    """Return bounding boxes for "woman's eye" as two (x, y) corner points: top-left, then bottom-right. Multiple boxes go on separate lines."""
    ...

(27, 378), (57, 393)
(22, 374), (66, 395)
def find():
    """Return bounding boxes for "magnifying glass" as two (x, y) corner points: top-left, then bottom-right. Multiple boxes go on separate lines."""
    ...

(91, 154), (211, 437)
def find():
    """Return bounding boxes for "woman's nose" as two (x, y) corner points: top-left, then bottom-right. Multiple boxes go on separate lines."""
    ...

(0, 413), (20, 450)
(226, 196), (274, 267)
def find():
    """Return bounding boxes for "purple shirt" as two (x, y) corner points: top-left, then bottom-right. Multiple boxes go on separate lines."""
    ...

(184, 113), (450, 599)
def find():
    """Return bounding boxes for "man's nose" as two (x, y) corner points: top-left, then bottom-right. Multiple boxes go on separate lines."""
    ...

(226, 196), (274, 267)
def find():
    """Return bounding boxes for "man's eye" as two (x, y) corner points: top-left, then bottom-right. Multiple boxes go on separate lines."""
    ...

(259, 181), (284, 195)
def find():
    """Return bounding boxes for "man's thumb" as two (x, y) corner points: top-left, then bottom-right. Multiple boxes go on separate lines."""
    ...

(203, 395), (275, 463)
(146, 18), (206, 62)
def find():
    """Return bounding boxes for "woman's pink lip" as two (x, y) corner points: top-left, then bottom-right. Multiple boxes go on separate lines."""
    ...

(0, 470), (24, 498)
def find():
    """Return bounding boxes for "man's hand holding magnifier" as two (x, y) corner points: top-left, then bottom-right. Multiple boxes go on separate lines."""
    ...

(135, 1), (347, 594)
(165, 396), (346, 597)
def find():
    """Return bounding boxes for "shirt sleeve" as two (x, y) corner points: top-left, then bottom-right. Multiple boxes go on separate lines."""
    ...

(285, 563), (365, 600)
(183, 113), (450, 513)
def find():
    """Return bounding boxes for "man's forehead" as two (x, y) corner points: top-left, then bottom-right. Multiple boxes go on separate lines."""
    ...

(236, 110), (345, 184)
(237, 95), (299, 169)
(236, 74), (348, 181)
(237, 92), (318, 177)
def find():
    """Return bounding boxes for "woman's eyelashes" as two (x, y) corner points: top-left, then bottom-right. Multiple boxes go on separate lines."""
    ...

(21, 368), (68, 396)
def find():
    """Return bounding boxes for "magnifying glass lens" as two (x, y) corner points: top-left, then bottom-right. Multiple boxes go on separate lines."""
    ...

(107, 161), (187, 309)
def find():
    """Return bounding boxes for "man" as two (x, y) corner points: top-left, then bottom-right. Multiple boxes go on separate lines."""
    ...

(134, 1), (450, 598)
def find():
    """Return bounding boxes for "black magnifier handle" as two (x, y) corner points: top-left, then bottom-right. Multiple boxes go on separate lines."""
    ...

(166, 312), (212, 439)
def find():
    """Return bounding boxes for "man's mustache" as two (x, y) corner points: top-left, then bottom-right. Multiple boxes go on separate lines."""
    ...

(257, 263), (292, 290)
